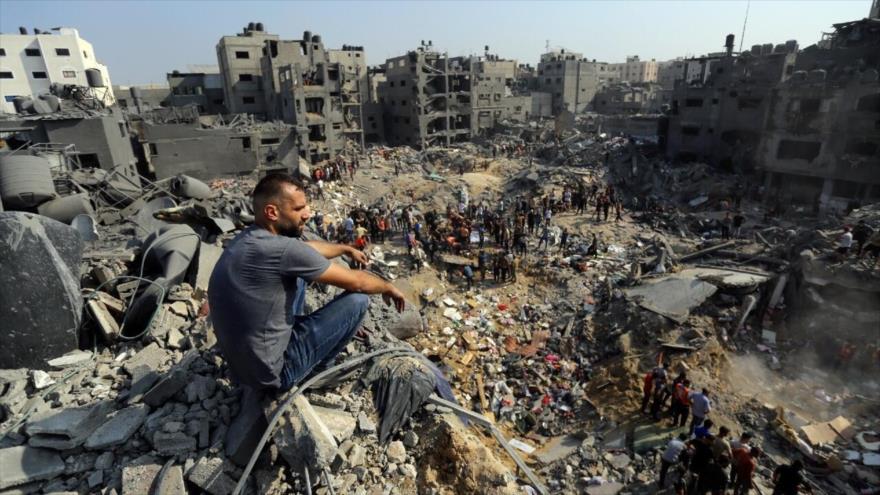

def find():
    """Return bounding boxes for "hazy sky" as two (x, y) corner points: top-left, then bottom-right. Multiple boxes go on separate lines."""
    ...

(0, 1), (872, 85)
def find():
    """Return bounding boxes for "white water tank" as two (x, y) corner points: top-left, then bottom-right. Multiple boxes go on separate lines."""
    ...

(0, 155), (56, 209)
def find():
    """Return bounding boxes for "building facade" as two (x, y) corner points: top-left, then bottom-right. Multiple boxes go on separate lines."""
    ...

(0, 27), (114, 114)
(216, 22), (278, 117)
(608, 55), (659, 84)
(536, 50), (611, 114)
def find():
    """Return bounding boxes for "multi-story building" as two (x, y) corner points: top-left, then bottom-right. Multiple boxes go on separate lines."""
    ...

(756, 18), (880, 209)
(216, 22), (278, 117)
(262, 31), (365, 163)
(166, 67), (226, 114)
(380, 45), (473, 148)
(594, 82), (664, 115)
(0, 27), (114, 113)
(609, 56), (659, 84)
(536, 50), (611, 114)
(665, 34), (797, 171)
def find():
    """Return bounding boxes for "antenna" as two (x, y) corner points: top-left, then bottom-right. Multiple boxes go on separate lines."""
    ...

(545, 39), (550, 52)
(739, 0), (750, 53)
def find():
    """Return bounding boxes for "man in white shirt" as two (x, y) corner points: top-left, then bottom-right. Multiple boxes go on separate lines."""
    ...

(659, 433), (689, 488)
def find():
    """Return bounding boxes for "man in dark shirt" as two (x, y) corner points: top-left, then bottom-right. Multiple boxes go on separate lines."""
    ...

(695, 454), (730, 495)
(773, 460), (812, 495)
(209, 174), (405, 392)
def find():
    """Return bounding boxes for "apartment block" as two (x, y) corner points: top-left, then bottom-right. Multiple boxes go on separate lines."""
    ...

(0, 27), (114, 113)
(380, 44), (473, 148)
(665, 34), (797, 171)
(216, 22), (278, 117)
(262, 31), (365, 163)
(594, 82), (664, 115)
(536, 50), (611, 114)
(756, 18), (880, 209)
(608, 55), (659, 83)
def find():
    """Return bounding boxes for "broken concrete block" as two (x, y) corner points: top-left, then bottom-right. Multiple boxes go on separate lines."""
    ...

(185, 375), (216, 403)
(536, 435), (580, 465)
(25, 401), (113, 450)
(85, 404), (149, 449)
(141, 368), (189, 407)
(46, 350), (93, 369)
(386, 440), (407, 464)
(87, 299), (120, 341)
(152, 431), (197, 456)
(357, 411), (376, 434)
(94, 451), (114, 470)
(166, 326), (186, 349)
(0, 445), (66, 490)
(154, 464), (186, 495)
(123, 344), (171, 378)
(187, 457), (236, 495)
(0, 212), (83, 369)
(313, 405), (357, 443)
(403, 431), (419, 448)
(121, 459), (163, 495)
(348, 443), (366, 467)
(30, 370), (55, 389)
(87, 469), (103, 488)
(225, 386), (268, 466)
(273, 395), (338, 474)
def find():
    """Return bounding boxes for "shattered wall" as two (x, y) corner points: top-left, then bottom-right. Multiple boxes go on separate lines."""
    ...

(141, 122), (296, 179)
(216, 24), (279, 117)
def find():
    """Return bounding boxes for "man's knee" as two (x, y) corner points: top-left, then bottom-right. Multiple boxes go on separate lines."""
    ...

(347, 292), (370, 316)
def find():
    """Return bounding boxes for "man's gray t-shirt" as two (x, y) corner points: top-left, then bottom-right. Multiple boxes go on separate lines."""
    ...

(209, 227), (330, 389)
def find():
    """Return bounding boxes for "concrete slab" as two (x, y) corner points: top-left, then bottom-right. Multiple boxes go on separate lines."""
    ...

(46, 350), (93, 369)
(586, 481), (624, 495)
(187, 457), (236, 495)
(85, 404), (149, 449)
(0, 445), (65, 490)
(536, 435), (581, 465)
(151, 431), (196, 456)
(25, 401), (114, 450)
(633, 423), (679, 454)
(273, 395), (338, 474)
(121, 460), (162, 495)
(141, 369), (189, 407)
(153, 465), (186, 495)
(313, 405), (357, 443)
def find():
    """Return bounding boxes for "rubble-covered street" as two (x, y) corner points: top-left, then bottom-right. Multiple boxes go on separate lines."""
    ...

(1, 2), (880, 495)
(2, 111), (879, 494)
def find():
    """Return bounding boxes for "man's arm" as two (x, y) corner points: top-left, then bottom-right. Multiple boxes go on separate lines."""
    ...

(315, 263), (405, 311)
(306, 239), (355, 259)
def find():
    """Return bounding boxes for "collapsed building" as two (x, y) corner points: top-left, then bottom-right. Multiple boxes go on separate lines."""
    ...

(593, 81), (665, 115)
(665, 24), (880, 207)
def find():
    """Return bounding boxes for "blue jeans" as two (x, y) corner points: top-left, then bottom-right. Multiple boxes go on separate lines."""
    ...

(279, 279), (369, 391)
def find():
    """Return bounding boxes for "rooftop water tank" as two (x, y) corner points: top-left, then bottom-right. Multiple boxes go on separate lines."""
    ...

(86, 68), (105, 88)
(0, 155), (57, 209)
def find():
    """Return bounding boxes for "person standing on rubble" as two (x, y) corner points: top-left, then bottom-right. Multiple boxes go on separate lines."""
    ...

(537, 224), (551, 251)
(721, 213), (733, 240)
(641, 369), (655, 414)
(731, 446), (761, 495)
(658, 433), (689, 488)
(463, 264), (475, 291)
(689, 388), (712, 434)
(836, 226), (854, 259)
(208, 174), (405, 393)
(559, 228), (569, 254)
(772, 460), (811, 495)
(478, 250), (489, 281)
(649, 361), (669, 419)
(671, 378), (691, 427)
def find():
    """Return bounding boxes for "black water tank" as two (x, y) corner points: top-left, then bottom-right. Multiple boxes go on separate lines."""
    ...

(256, 22), (264, 31)
(85, 68), (104, 87)
(248, 22), (255, 31)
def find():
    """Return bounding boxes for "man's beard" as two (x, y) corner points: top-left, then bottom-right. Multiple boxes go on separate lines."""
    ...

(276, 219), (303, 238)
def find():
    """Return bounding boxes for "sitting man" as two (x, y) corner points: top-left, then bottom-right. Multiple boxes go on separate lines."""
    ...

(209, 174), (405, 392)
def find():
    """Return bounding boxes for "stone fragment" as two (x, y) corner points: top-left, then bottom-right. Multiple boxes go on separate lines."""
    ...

(87, 469), (103, 488)
(26, 401), (113, 450)
(87, 299), (120, 341)
(141, 369), (189, 407)
(309, 392), (346, 410)
(348, 443), (366, 467)
(31, 370), (55, 389)
(0, 445), (66, 490)
(85, 404), (149, 449)
(386, 440), (406, 464)
(154, 465), (186, 495)
(187, 457), (236, 495)
(94, 451), (114, 470)
(399, 463), (417, 478)
(166, 327), (186, 349)
(273, 395), (338, 474)
(536, 435), (581, 465)
(121, 459), (162, 495)
(46, 350), (93, 369)
(402, 431), (419, 448)
(313, 405), (357, 443)
(123, 344), (170, 378)
(152, 431), (196, 456)
(185, 375), (216, 403)
(198, 419), (211, 449)
(357, 411), (376, 434)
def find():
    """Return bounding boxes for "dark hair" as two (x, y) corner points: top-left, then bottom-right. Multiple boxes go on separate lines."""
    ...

(252, 173), (304, 211)
(719, 426), (730, 436)
(792, 459), (803, 470)
(703, 419), (714, 428)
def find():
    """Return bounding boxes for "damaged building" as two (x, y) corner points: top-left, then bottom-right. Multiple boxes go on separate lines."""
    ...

(757, 18), (880, 209)
(536, 50), (612, 114)
(263, 31), (366, 163)
(594, 82), (665, 115)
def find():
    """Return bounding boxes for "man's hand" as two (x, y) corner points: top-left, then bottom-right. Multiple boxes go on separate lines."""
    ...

(382, 284), (406, 312)
(348, 248), (369, 267)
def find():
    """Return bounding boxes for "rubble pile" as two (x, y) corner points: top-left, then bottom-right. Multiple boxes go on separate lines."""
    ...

(1, 115), (878, 494)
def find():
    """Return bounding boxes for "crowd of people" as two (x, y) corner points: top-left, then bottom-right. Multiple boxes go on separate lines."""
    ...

(642, 362), (812, 495)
